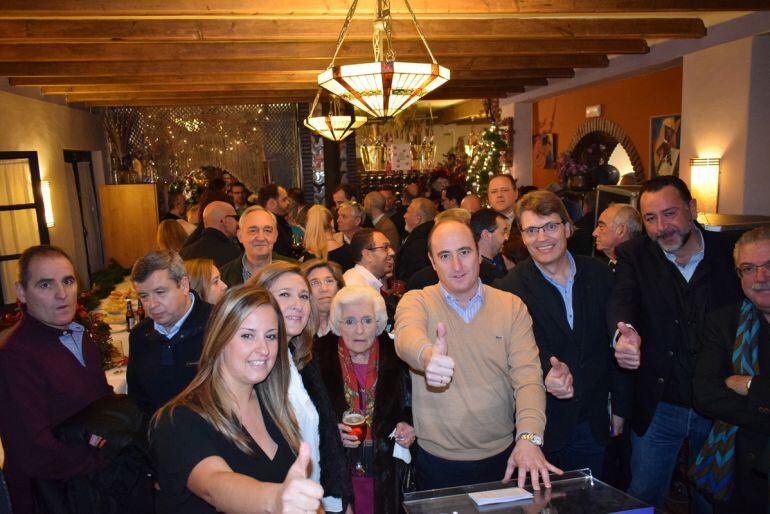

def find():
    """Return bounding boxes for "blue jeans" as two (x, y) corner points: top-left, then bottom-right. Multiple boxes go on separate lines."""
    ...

(628, 401), (713, 513)
(544, 421), (606, 478)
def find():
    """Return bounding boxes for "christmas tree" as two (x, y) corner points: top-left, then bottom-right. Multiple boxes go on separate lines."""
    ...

(466, 123), (508, 200)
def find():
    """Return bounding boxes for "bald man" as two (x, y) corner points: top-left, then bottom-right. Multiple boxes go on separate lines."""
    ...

(460, 194), (482, 214)
(394, 198), (436, 281)
(179, 200), (241, 267)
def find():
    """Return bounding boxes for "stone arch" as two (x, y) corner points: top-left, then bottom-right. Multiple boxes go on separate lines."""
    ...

(566, 118), (645, 183)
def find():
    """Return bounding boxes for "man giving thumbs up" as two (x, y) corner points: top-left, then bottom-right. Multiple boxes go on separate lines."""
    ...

(395, 220), (554, 491)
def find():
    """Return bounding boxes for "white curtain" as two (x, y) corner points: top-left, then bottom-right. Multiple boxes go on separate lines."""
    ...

(0, 158), (41, 303)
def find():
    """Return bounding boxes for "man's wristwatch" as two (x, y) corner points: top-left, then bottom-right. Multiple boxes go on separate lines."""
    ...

(516, 432), (543, 447)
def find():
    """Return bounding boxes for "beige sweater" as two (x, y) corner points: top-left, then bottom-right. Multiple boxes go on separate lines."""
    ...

(394, 284), (546, 461)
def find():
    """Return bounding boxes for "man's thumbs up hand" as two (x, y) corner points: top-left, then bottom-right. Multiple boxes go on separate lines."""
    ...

(423, 322), (455, 388)
(544, 356), (574, 399)
(614, 322), (641, 370)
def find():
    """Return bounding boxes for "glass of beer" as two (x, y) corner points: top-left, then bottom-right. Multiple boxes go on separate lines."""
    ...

(342, 408), (367, 475)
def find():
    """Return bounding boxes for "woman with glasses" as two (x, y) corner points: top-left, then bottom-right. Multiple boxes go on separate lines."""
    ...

(315, 285), (414, 514)
(249, 262), (353, 513)
(301, 259), (345, 338)
(150, 285), (323, 513)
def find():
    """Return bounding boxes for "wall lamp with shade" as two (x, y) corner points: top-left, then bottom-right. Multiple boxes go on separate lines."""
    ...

(41, 180), (55, 228)
(690, 158), (720, 214)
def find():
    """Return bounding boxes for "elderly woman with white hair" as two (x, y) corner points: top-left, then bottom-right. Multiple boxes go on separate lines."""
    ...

(315, 285), (414, 514)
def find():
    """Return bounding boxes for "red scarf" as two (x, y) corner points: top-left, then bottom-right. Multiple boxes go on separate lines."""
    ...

(338, 337), (379, 441)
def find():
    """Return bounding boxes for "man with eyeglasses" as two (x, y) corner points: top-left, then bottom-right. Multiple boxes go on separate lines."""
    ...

(343, 229), (395, 293)
(692, 225), (770, 512)
(495, 191), (631, 479)
(607, 175), (742, 511)
(219, 205), (295, 286)
(179, 200), (241, 267)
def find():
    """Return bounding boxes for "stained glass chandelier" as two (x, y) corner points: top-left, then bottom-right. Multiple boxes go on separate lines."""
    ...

(303, 89), (366, 141)
(317, 0), (450, 119)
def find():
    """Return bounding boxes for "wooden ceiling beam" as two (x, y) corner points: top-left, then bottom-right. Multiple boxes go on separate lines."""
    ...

(0, 18), (706, 42)
(9, 68), (573, 86)
(41, 78), (548, 94)
(0, 55), (607, 76)
(81, 98), (312, 107)
(0, 39), (647, 62)
(65, 85), (520, 102)
(0, 0), (764, 16)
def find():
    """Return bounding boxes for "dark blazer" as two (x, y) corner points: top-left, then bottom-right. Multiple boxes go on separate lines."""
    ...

(390, 205), (408, 242)
(294, 352), (354, 509)
(127, 291), (212, 414)
(406, 259), (505, 292)
(694, 303), (770, 511)
(567, 210), (596, 257)
(274, 214), (295, 259)
(394, 220), (434, 282)
(219, 252), (295, 286)
(607, 227), (742, 435)
(314, 333), (411, 514)
(179, 227), (242, 267)
(495, 256), (632, 452)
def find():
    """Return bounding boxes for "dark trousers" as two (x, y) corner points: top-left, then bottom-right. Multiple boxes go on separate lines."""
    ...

(544, 421), (606, 478)
(414, 442), (514, 491)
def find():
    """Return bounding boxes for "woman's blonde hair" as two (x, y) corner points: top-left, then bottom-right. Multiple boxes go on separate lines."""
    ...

(249, 261), (318, 371)
(156, 219), (188, 252)
(152, 284), (300, 455)
(184, 258), (215, 303)
(330, 285), (388, 336)
(303, 205), (335, 259)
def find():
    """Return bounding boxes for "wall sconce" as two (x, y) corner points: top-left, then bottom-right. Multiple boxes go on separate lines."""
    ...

(689, 158), (720, 213)
(41, 180), (55, 228)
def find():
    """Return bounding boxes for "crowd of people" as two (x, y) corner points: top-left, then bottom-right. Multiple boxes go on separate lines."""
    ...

(0, 172), (768, 514)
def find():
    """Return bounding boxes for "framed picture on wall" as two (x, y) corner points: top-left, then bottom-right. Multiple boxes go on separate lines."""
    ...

(650, 114), (681, 177)
(532, 133), (557, 169)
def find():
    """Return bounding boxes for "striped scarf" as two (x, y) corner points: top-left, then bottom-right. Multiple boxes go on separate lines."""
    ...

(690, 299), (761, 500)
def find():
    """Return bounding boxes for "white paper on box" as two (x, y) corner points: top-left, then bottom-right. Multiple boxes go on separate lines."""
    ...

(468, 487), (533, 506)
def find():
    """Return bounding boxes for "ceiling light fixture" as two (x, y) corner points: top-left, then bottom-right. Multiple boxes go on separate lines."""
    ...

(303, 90), (366, 141)
(317, 0), (450, 120)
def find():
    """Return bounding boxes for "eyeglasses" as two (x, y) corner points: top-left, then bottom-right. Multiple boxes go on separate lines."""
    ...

(367, 243), (392, 252)
(736, 260), (770, 278)
(342, 316), (375, 328)
(309, 277), (338, 287)
(521, 221), (564, 238)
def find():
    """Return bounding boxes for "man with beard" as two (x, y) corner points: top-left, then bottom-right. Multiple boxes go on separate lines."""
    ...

(608, 175), (742, 511)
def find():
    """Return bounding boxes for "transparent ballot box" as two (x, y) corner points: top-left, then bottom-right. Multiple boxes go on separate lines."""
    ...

(403, 469), (659, 513)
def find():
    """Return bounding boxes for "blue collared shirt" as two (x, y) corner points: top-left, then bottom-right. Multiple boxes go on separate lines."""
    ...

(59, 321), (86, 366)
(154, 293), (195, 339)
(663, 228), (705, 283)
(439, 279), (484, 324)
(534, 251), (577, 329)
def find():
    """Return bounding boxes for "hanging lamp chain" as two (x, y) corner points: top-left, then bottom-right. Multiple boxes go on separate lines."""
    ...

(402, 0), (437, 64)
(328, 0), (360, 69)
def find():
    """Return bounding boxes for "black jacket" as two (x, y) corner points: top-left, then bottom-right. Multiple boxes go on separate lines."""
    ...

(394, 221), (434, 282)
(406, 259), (505, 292)
(127, 291), (212, 414)
(293, 353), (354, 509)
(607, 227), (742, 435)
(274, 214), (294, 258)
(694, 303), (770, 511)
(179, 227), (242, 267)
(219, 252), (295, 287)
(314, 333), (411, 514)
(495, 256), (632, 452)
